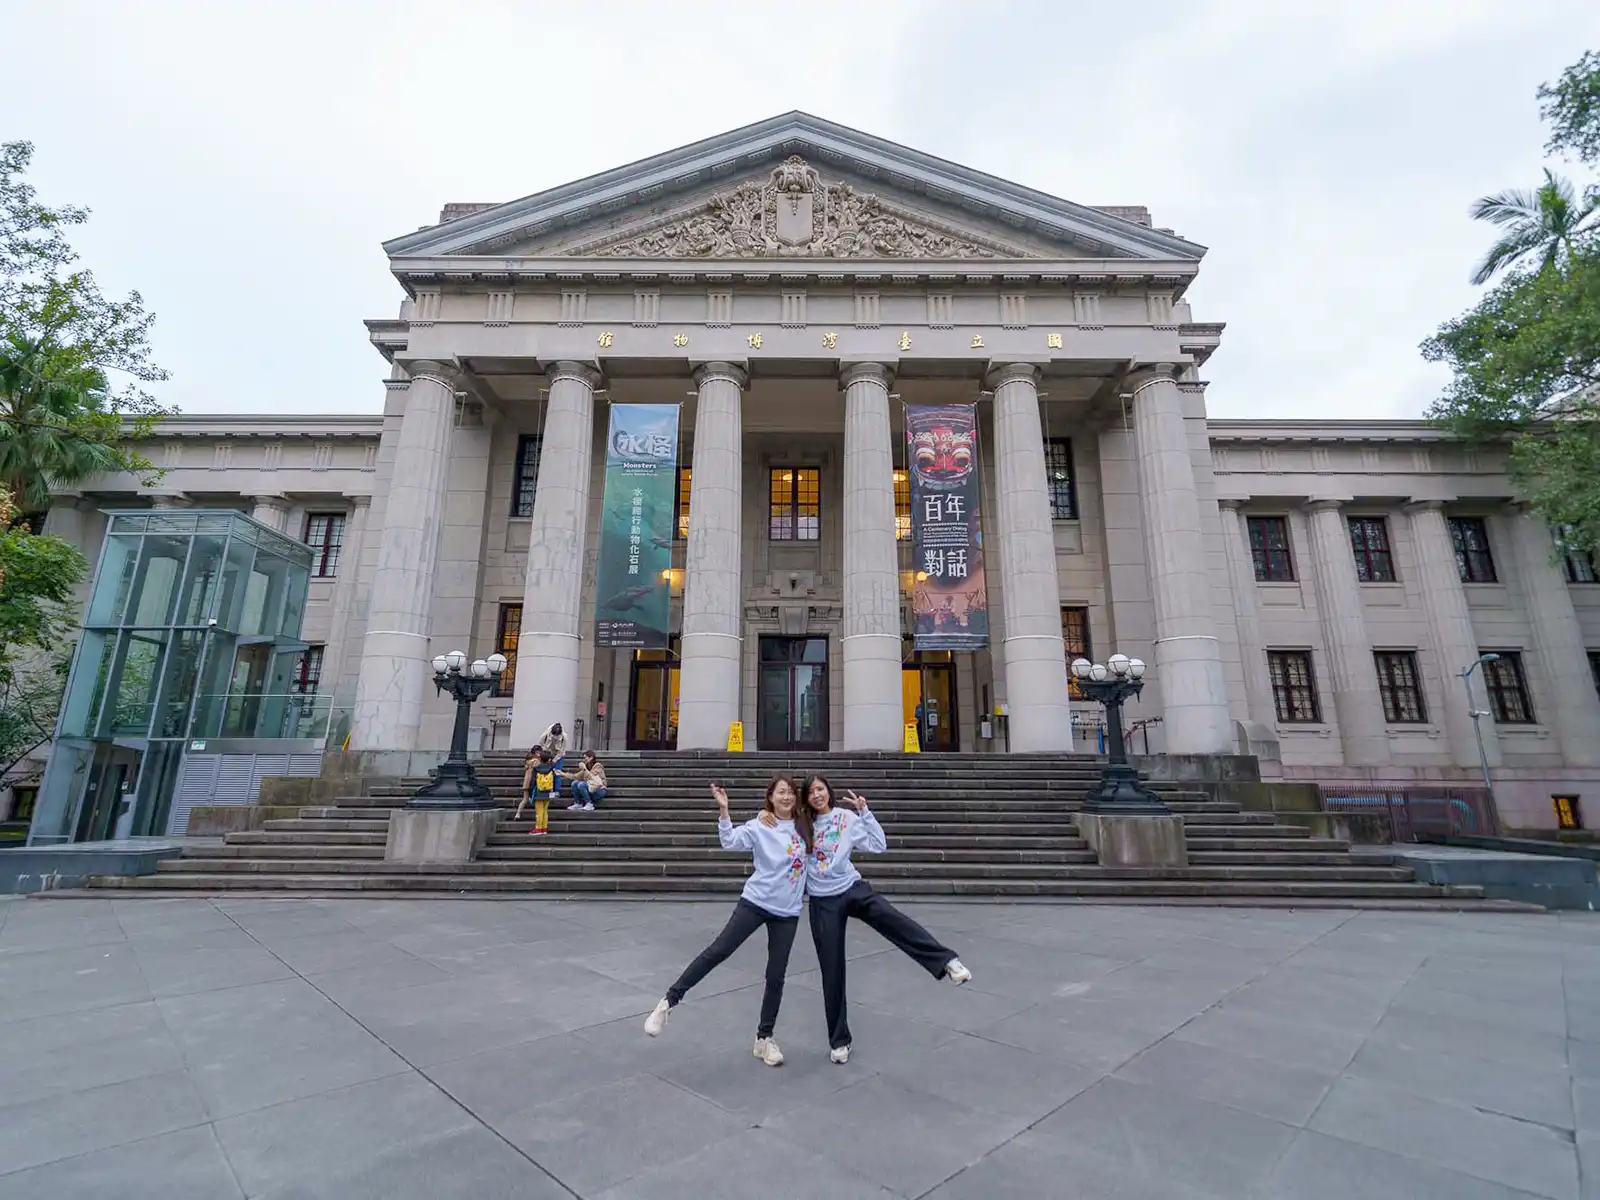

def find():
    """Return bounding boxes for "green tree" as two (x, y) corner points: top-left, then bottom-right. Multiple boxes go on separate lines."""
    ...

(1468, 168), (1598, 285)
(1428, 52), (1600, 551)
(0, 140), (169, 508)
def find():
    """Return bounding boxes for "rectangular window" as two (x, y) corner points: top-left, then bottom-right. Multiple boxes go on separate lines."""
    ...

(1267, 650), (1321, 723)
(1061, 607), (1091, 699)
(1590, 651), (1600, 701)
(1450, 517), (1497, 583)
(1044, 439), (1078, 520)
(1559, 527), (1599, 583)
(894, 469), (911, 541)
(675, 467), (692, 541)
(769, 467), (821, 541)
(494, 604), (522, 698)
(1247, 516), (1295, 582)
(512, 435), (543, 518)
(1348, 517), (1396, 583)
(1482, 651), (1534, 724)
(303, 513), (345, 578)
(1374, 651), (1427, 723)
(291, 645), (324, 696)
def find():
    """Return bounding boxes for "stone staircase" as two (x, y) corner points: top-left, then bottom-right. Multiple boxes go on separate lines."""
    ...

(90, 752), (1503, 904)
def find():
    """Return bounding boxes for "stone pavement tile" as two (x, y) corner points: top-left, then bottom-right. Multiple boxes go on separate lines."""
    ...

(131, 943), (298, 999)
(0, 967), (152, 1025)
(593, 1127), (897, 1200)
(1219, 964), (1406, 1030)
(1309, 1074), (1579, 1199)
(0, 1070), (207, 1175)
(1391, 978), (1571, 1038)
(575, 988), (771, 1072)
(878, 1029), (1100, 1121)
(0, 995), (168, 1057)
(808, 953), (1033, 1033)
(1574, 1079), (1600, 1134)
(933, 935), (1127, 1003)
(186, 1025), (412, 1119)
(658, 1039), (868, 1122)
(429, 1029), (642, 1117)
(1567, 1006), (1600, 1045)
(489, 1072), (748, 1195)
(762, 1074), (1029, 1197)
(1571, 1040), (1600, 1080)
(968, 997), (1176, 1073)
(922, 1132), (1218, 1200)
(1026, 1075), (1297, 1198)
(1580, 1131), (1600, 1200)
(0, 1016), (184, 1107)
(257, 928), (427, 976)
(1281, 943), (1429, 981)
(211, 1072), (477, 1197)
(157, 976), (357, 1061)
(1169, 1005), (1368, 1075)
(1345, 1039), (1574, 1131)
(0, 913), (127, 955)
(1114, 1035), (1336, 1126)
(252, 1125), (568, 1200)
(0, 939), (143, 992)
(533, 970), (682, 1037)
(0, 1125), (244, 1200)
(301, 954), (454, 1003)
(1365, 1006), (1572, 1071)
(1266, 1129), (1552, 1199)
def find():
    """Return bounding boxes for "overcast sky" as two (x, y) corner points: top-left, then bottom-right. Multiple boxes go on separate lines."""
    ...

(6, 0), (1598, 420)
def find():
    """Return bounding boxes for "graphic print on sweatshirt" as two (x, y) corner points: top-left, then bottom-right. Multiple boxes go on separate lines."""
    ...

(784, 830), (806, 885)
(813, 813), (848, 873)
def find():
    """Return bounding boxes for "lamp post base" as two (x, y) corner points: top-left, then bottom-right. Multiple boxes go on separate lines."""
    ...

(408, 760), (497, 810)
(1076, 811), (1188, 867)
(1081, 763), (1169, 815)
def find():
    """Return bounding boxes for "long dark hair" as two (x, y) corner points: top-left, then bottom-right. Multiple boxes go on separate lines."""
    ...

(764, 775), (814, 851)
(801, 774), (836, 832)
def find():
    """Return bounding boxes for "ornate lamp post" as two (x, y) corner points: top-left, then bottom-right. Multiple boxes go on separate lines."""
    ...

(1071, 653), (1168, 814)
(409, 650), (508, 810)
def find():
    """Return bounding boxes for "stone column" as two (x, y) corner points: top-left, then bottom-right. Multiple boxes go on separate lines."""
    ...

(351, 362), (459, 750)
(1128, 367), (1233, 754)
(250, 495), (291, 533)
(840, 363), (904, 750)
(1406, 500), (1500, 768)
(676, 362), (746, 750)
(1217, 500), (1279, 736)
(1305, 500), (1390, 765)
(323, 495), (370, 700)
(988, 363), (1071, 752)
(509, 362), (601, 749)
(1510, 506), (1600, 765)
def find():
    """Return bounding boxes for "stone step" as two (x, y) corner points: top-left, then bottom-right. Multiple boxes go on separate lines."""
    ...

(227, 831), (389, 846)
(474, 847), (1102, 865)
(373, 785), (1219, 804)
(1187, 851), (1378, 866)
(94, 873), (1489, 901)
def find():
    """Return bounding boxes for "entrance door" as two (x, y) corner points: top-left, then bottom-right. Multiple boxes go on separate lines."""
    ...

(757, 636), (829, 750)
(629, 638), (680, 749)
(73, 744), (142, 843)
(901, 649), (959, 751)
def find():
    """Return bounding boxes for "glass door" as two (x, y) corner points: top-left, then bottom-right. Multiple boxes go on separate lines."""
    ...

(901, 647), (959, 751)
(629, 638), (680, 749)
(757, 637), (829, 750)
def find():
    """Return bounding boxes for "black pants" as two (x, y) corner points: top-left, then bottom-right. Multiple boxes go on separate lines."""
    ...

(808, 880), (958, 1050)
(666, 899), (799, 1039)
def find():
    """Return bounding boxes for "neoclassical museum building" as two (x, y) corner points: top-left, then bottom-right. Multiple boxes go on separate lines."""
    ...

(27, 114), (1600, 832)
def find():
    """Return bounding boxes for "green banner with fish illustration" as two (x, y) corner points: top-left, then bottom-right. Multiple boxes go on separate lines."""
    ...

(594, 403), (681, 648)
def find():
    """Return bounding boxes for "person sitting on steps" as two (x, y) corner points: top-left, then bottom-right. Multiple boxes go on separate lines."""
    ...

(566, 751), (607, 811)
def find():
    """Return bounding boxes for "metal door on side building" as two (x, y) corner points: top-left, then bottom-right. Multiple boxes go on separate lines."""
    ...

(757, 636), (829, 751)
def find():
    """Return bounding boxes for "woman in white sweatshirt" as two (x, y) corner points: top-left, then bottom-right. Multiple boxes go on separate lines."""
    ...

(643, 776), (809, 1067)
(796, 773), (970, 1064)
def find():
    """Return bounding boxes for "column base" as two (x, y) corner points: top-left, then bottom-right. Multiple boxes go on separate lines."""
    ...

(1076, 812), (1188, 867)
(385, 809), (498, 865)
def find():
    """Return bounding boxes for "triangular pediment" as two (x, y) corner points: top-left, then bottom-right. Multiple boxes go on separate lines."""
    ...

(385, 113), (1205, 263)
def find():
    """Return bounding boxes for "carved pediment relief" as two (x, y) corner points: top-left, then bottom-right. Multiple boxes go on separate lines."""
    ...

(571, 155), (1032, 260)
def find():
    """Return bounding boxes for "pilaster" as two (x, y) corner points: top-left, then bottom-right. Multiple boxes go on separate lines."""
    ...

(1217, 500), (1280, 755)
(1305, 499), (1390, 765)
(324, 495), (370, 702)
(250, 494), (291, 533)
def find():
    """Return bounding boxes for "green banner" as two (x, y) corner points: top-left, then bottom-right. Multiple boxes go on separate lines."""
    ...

(594, 403), (681, 648)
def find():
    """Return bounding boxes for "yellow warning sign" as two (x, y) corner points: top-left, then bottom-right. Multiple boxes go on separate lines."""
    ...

(727, 721), (745, 752)
(903, 721), (921, 754)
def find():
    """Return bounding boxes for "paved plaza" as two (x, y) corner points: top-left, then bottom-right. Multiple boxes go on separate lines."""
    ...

(0, 897), (1597, 1198)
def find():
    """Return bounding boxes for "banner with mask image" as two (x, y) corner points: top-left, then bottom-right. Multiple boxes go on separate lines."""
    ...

(906, 402), (989, 650)
(594, 403), (681, 648)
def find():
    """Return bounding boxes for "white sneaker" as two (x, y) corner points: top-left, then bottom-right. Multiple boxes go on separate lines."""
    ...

(829, 1045), (850, 1064)
(753, 1037), (784, 1067)
(945, 958), (972, 986)
(581, 802), (595, 811)
(644, 998), (671, 1037)
(566, 803), (584, 811)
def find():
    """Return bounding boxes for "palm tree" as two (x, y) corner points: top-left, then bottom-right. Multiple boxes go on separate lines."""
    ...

(1469, 168), (1600, 285)
(0, 332), (125, 513)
